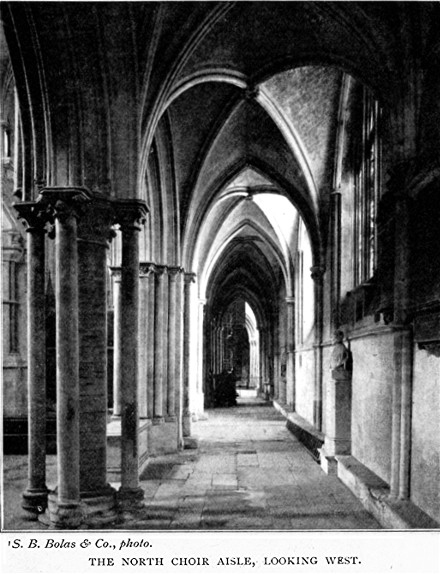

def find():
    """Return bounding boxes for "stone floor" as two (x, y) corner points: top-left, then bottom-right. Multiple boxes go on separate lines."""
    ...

(2, 395), (381, 530)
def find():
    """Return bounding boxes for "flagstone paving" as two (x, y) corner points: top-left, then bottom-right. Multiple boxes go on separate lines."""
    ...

(2, 396), (380, 530)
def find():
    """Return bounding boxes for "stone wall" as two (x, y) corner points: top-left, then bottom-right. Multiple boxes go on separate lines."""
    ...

(350, 330), (394, 483)
(294, 348), (315, 425)
(411, 346), (440, 523)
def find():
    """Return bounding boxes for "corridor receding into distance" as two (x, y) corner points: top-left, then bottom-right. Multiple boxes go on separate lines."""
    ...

(4, 393), (380, 530)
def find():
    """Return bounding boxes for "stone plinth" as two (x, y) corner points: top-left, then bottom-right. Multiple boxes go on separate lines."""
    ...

(320, 368), (352, 475)
(148, 419), (179, 455)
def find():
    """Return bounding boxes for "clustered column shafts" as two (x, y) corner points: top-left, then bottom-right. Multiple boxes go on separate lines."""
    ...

(138, 263), (156, 420)
(161, 268), (170, 420)
(286, 296), (295, 410)
(138, 266), (150, 419)
(197, 299), (206, 411)
(145, 264), (156, 420)
(167, 267), (180, 419)
(77, 197), (116, 499)
(389, 187), (414, 500)
(41, 188), (91, 526)
(183, 272), (196, 437)
(175, 270), (184, 448)
(311, 265), (325, 431)
(116, 199), (148, 501)
(330, 190), (342, 330)
(14, 201), (49, 517)
(154, 266), (166, 421)
(110, 267), (122, 417)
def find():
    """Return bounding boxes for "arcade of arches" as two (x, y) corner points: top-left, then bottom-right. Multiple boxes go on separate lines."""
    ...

(1, 2), (439, 529)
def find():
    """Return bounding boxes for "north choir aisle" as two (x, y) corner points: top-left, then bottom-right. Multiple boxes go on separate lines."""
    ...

(1, 2), (439, 530)
(4, 394), (381, 530)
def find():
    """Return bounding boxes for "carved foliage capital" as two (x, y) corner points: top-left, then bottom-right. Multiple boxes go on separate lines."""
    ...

(109, 266), (121, 280)
(39, 187), (91, 225)
(184, 272), (196, 285)
(113, 199), (148, 231)
(167, 266), (182, 282)
(139, 262), (156, 277)
(155, 264), (167, 277)
(13, 201), (51, 233)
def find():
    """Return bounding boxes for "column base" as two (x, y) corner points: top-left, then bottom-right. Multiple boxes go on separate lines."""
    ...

(118, 486), (144, 510)
(183, 413), (192, 437)
(22, 487), (49, 519)
(46, 492), (83, 529)
(183, 437), (198, 450)
(45, 486), (118, 528)
(118, 486), (144, 499)
(80, 485), (118, 526)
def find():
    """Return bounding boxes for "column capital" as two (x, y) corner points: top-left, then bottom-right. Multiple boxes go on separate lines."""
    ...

(113, 198), (148, 231)
(310, 265), (325, 282)
(155, 264), (167, 276)
(139, 262), (156, 277)
(184, 272), (196, 284)
(39, 187), (91, 224)
(167, 266), (182, 281)
(14, 200), (51, 233)
(109, 266), (121, 280)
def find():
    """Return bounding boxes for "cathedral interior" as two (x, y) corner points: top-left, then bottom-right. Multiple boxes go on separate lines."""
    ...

(1, 2), (439, 530)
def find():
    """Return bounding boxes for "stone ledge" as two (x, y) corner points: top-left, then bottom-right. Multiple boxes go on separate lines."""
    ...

(336, 455), (439, 529)
(273, 400), (324, 461)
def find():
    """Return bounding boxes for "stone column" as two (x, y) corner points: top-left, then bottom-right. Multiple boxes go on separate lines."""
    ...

(260, 327), (268, 396)
(154, 265), (166, 422)
(215, 326), (221, 373)
(183, 273), (196, 437)
(330, 190), (342, 329)
(110, 268), (121, 417)
(167, 267), (180, 419)
(196, 298), (206, 415)
(138, 264), (150, 419)
(311, 265), (325, 431)
(161, 268), (170, 420)
(285, 296), (295, 409)
(145, 264), (156, 420)
(219, 326), (225, 372)
(115, 199), (147, 501)
(76, 194), (116, 516)
(175, 270), (184, 448)
(41, 187), (90, 527)
(389, 187), (413, 500)
(14, 201), (48, 517)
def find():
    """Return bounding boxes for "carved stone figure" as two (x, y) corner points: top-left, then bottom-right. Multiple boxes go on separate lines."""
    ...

(330, 330), (350, 371)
